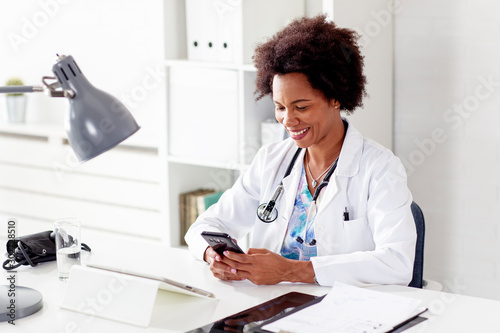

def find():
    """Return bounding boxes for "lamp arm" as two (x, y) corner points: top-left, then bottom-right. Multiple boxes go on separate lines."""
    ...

(0, 86), (43, 94)
(0, 77), (72, 98)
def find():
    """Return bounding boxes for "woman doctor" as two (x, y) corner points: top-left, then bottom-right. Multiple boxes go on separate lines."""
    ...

(185, 15), (416, 287)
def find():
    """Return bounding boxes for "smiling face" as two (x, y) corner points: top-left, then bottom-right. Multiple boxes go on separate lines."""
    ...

(273, 72), (342, 150)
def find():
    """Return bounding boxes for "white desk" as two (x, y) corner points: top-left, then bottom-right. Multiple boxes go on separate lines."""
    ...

(1, 235), (500, 332)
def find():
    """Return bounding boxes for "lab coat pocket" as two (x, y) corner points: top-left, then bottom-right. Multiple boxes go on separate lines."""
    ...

(341, 215), (372, 252)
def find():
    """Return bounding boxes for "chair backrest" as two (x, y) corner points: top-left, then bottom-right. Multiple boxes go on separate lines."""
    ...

(409, 201), (425, 288)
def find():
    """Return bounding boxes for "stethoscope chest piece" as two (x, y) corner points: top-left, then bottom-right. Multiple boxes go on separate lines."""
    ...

(257, 202), (278, 223)
(257, 183), (283, 222)
(256, 147), (303, 223)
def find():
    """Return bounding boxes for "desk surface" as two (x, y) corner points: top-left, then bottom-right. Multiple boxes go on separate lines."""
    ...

(1, 235), (500, 333)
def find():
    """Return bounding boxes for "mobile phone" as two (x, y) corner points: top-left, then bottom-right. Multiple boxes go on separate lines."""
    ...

(201, 231), (245, 255)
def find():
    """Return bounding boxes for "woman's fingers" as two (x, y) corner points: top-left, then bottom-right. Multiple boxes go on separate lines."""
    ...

(207, 250), (246, 281)
(222, 250), (252, 264)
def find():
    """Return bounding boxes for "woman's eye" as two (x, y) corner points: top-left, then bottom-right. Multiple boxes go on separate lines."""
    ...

(275, 106), (285, 111)
(296, 105), (308, 110)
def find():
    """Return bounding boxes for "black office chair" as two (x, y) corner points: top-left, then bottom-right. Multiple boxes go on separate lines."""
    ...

(409, 201), (425, 288)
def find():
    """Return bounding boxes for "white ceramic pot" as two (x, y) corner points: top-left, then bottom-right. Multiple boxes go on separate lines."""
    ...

(6, 95), (27, 123)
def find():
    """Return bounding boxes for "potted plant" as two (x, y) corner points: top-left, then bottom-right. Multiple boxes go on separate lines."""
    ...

(5, 77), (27, 123)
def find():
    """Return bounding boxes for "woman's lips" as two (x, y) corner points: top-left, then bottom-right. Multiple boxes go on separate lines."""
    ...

(288, 127), (310, 140)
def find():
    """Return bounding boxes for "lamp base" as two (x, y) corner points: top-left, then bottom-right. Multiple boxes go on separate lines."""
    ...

(0, 285), (43, 322)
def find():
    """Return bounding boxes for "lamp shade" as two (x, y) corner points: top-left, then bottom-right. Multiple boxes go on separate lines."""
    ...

(52, 55), (140, 162)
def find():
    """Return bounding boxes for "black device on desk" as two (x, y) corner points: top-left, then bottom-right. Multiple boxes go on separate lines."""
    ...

(201, 231), (245, 255)
(185, 291), (323, 333)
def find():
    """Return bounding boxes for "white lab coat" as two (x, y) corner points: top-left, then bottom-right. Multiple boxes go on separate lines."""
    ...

(185, 120), (416, 287)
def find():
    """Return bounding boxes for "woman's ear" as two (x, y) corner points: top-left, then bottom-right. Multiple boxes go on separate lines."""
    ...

(330, 99), (340, 110)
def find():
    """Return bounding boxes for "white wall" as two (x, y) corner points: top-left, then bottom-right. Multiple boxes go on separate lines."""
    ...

(394, 0), (500, 300)
(0, 0), (167, 240)
(0, 0), (166, 144)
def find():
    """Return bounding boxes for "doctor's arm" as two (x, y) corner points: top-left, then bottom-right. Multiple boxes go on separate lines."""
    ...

(184, 146), (269, 262)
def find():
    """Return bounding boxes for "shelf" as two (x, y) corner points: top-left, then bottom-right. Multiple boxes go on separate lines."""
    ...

(165, 59), (256, 72)
(167, 155), (242, 171)
(0, 122), (64, 139)
(0, 122), (159, 151)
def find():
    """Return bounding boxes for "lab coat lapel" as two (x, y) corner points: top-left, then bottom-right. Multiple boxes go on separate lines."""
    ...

(318, 118), (362, 209)
(316, 174), (340, 210)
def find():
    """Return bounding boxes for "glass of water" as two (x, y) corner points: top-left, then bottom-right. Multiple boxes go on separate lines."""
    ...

(54, 218), (81, 280)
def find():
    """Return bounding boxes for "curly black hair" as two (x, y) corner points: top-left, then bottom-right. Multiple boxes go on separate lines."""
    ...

(253, 15), (367, 113)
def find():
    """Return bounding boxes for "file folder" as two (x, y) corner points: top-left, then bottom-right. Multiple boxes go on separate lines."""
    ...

(214, 0), (242, 63)
(185, 0), (203, 60)
(201, 0), (218, 62)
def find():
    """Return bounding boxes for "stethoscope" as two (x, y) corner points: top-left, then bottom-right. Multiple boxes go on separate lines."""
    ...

(256, 147), (339, 245)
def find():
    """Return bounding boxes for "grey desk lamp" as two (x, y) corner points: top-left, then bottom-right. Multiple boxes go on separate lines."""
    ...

(0, 55), (140, 322)
(0, 54), (140, 162)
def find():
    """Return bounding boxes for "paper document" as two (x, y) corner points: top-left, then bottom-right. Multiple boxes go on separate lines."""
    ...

(262, 282), (425, 333)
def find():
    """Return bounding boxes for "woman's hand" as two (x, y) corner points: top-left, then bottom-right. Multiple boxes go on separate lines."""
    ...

(203, 246), (245, 281)
(221, 248), (315, 285)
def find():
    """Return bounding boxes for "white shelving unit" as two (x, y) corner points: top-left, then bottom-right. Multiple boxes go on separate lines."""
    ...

(165, 61), (276, 246)
(0, 123), (164, 240)
(163, 0), (394, 247)
(163, 0), (306, 246)
(0, 1), (393, 247)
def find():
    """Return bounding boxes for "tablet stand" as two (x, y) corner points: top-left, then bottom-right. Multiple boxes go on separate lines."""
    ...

(60, 265), (162, 327)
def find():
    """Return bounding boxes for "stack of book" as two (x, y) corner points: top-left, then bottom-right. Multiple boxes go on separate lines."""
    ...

(180, 189), (224, 245)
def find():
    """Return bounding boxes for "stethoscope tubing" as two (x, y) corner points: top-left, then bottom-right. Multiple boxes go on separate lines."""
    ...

(256, 147), (302, 223)
(257, 147), (338, 223)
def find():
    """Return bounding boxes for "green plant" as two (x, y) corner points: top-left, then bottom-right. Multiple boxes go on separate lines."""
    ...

(5, 77), (24, 96)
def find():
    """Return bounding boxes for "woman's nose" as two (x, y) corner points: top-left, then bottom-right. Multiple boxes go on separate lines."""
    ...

(282, 110), (299, 127)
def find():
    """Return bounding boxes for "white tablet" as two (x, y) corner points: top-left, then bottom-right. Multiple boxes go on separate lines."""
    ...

(85, 261), (215, 299)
